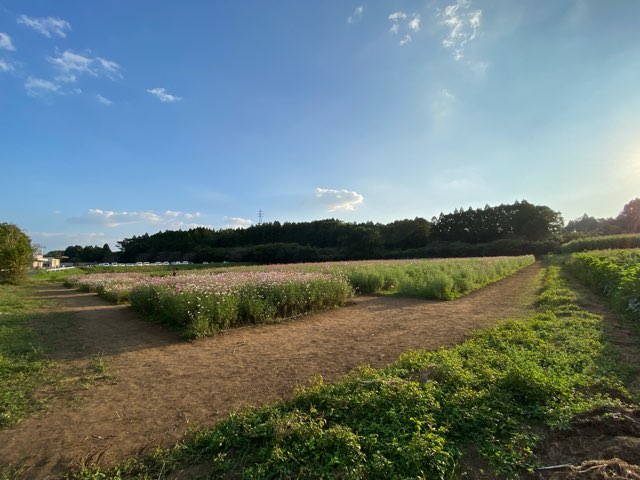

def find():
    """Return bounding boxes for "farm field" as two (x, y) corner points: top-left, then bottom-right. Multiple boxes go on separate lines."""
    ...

(1, 261), (541, 479)
(1, 257), (639, 478)
(64, 256), (535, 338)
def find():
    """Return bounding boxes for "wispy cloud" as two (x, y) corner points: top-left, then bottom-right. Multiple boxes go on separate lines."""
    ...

(96, 94), (112, 105)
(441, 88), (456, 100)
(0, 32), (15, 51)
(17, 15), (71, 38)
(223, 217), (253, 229)
(399, 35), (412, 46)
(347, 5), (364, 24)
(438, 0), (482, 61)
(68, 209), (205, 229)
(315, 187), (364, 212)
(388, 11), (407, 23)
(147, 87), (183, 103)
(25, 76), (60, 96)
(48, 50), (122, 83)
(0, 59), (14, 72)
(388, 12), (421, 46)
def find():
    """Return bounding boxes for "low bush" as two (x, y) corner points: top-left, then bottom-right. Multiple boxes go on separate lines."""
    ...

(565, 248), (640, 320)
(561, 234), (640, 253)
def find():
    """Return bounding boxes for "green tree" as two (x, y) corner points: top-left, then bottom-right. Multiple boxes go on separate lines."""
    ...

(617, 198), (640, 233)
(0, 223), (33, 283)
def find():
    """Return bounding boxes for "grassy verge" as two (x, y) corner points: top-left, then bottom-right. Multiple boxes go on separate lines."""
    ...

(69, 262), (634, 479)
(28, 267), (84, 283)
(0, 284), (56, 428)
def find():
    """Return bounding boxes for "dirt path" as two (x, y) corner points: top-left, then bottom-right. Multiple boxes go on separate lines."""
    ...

(0, 263), (542, 479)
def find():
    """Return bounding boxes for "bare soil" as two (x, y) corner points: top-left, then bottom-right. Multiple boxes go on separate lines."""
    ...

(0, 264), (542, 479)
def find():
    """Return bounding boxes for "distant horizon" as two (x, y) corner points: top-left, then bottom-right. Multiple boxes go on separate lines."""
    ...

(2, 1), (639, 252)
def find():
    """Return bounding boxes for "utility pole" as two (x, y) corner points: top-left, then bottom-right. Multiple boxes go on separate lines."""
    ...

(257, 209), (264, 225)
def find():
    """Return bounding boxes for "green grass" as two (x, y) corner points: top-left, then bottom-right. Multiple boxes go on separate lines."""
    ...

(68, 262), (635, 479)
(28, 267), (85, 283)
(0, 285), (55, 428)
(561, 233), (640, 253)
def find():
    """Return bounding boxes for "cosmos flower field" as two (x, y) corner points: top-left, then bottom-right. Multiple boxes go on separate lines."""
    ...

(65, 255), (535, 338)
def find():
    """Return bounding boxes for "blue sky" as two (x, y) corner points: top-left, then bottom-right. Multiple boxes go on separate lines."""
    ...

(1, 1), (639, 251)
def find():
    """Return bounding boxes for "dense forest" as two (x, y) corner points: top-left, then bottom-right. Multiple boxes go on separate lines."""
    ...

(49, 198), (640, 264)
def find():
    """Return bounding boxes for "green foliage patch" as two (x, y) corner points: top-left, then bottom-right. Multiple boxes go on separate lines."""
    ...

(320, 256), (535, 299)
(70, 264), (632, 479)
(561, 234), (640, 253)
(566, 248), (640, 320)
(0, 223), (33, 284)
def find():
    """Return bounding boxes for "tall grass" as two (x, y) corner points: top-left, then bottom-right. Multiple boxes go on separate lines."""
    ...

(317, 256), (535, 299)
(561, 233), (640, 253)
(566, 248), (640, 320)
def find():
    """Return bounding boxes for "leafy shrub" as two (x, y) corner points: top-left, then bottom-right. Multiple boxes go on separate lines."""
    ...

(561, 234), (640, 253)
(566, 248), (640, 320)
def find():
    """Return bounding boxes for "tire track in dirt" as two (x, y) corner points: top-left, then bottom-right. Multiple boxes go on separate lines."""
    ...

(0, 263), (542, 479)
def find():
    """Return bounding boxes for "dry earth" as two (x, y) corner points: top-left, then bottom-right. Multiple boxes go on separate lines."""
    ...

(0, 263), (542, 479)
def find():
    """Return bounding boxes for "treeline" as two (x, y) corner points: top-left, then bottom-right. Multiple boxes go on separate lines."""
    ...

(111, 200), (562, 263)
(51, 198), (640, 264)
(46, 243), (116, 264)
(563, 198), (640, 236)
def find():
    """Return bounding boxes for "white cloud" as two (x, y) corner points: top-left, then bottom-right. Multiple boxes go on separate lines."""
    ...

(96, 94), (112, 105)
(0, 32), (15, 51)
(388, 11), (407, 22)
(438, 0), (482, 61)
(408, 15), (421, 32)
(315, 187), (364, 212)
(347, 6), (364, 24)
(0, 59), (14, 72)
(17, 15), (71, 38)
(147, 87), (183, 103)
(223, 217), (253, 229)
(48, 50), (122, 83)
(399, 34), (412, 46)
(68, 209), (205, 229)
(25, 76), (60, 96)
(388, 12), (421, 45)
(165, 210), (201, 220)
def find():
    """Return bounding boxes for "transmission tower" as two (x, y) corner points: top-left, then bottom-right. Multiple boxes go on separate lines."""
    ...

(257, 209), (264, 225)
